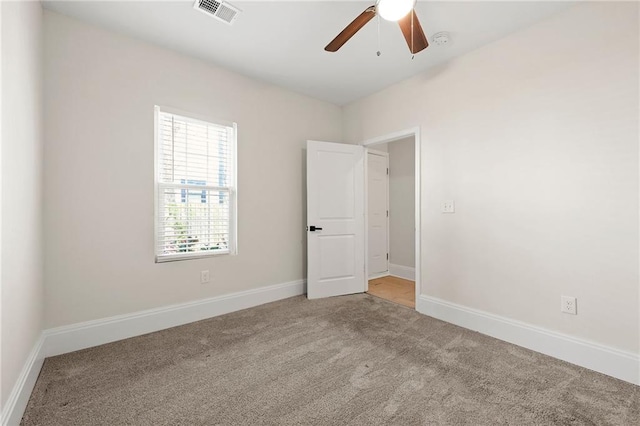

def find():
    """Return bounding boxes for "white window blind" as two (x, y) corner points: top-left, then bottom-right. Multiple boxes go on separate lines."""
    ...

(155, 106), (237, 262)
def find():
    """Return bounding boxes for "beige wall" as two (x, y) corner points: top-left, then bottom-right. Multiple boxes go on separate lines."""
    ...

(1, 0), (44, 408)
(344, 2), (639, 353)
(43, 11), (342, 327)
(388, 137), (415, 268)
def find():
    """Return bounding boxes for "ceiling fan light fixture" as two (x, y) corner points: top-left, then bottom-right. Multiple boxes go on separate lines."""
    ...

(377, 0), (416, 22)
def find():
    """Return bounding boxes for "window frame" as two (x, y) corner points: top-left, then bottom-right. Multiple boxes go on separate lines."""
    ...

(154, 105), (238, 263)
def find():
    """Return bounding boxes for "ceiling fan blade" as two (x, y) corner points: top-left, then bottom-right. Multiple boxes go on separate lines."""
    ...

(325, 6), (376, 52)
(398, 10), (429, 54)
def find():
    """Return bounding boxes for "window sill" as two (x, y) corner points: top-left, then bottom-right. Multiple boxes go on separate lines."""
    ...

(155, 250), (233, 263)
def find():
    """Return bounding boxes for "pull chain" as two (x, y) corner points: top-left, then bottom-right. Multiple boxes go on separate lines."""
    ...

(376, 14), (381, 56)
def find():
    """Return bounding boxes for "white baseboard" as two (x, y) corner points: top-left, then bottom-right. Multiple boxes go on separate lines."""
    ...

(43, 279), (306, 357)
(389, 264), (415, 281)
(368, 271), (390, 280)
(417, 295), (640, 386)
(1, 335), (46, 426)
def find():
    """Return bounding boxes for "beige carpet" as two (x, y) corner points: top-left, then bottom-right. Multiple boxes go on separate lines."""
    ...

(22, 295), (638, 425)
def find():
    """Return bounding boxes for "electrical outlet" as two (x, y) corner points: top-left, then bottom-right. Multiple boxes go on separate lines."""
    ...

(442, 200), (455, 213)
(201, 270), (210, 284)
(561, 296), (577, 315)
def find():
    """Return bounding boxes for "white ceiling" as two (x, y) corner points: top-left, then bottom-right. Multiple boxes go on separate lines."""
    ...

(43, 1), (575, 105)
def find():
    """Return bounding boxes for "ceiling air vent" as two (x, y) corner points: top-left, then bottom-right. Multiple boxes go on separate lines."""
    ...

(193, 0), (241, 25)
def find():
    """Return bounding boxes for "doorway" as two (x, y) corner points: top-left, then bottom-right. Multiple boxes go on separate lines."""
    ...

(364, 129), (420, 309)
(305, 129), (420, 308)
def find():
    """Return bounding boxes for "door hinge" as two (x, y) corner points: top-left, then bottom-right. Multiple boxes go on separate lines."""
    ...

(386, 168), (389, 175)
(386, 253), (389, 260)
(386, 210), (389, 217)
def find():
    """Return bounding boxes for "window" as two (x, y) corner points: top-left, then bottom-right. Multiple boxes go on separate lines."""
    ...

(155, 106), (237, 262)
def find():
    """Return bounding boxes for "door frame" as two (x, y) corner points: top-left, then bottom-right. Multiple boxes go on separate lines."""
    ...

(362, 127), (421, 309)
(365, 149), (390, 279)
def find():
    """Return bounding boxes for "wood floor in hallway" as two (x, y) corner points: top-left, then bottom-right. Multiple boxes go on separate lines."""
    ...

(367, 276), (415, 308)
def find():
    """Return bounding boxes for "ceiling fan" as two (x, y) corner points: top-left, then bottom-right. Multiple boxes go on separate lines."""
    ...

(325, 0), (428, 54)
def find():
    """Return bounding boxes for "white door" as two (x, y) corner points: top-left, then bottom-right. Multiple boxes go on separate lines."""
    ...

(367, 152), (389, 276)
(307, 141), (365, 299)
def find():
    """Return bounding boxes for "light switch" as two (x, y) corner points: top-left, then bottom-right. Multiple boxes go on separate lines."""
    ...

(442, 200), (455, 213)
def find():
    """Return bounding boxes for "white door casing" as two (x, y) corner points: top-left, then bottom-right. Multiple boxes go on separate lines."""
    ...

(367, 151), (389, 276)
(307, 141), (365, 299)
(362, 127), (421, 306)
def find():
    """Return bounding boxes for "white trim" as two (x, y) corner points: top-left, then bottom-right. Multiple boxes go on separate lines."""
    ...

(363, 128), (419, 146)
(1, 335), (46, 426)
(43, 279), (305, 357)
(417, 295), (640, 385)
(389, 264), (415, 281)
(414, 130), (421, 305)
(230, 123), (238, 255)
(366, 148), (388, 157)
(362, 127), (421, 306)
(154, 104), (235, 129)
